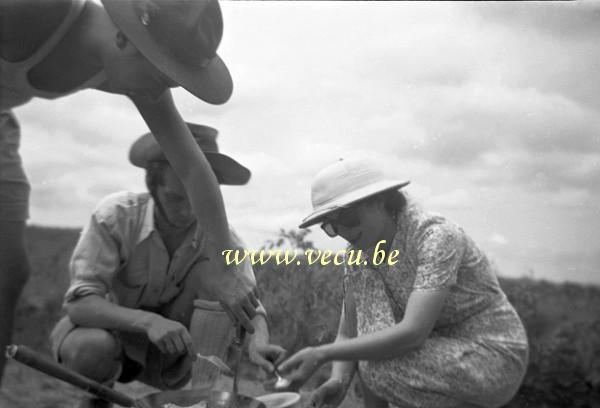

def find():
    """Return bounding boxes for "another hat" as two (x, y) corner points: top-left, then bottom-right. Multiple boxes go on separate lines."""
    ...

(299, 158), (409, 228)
(101, 0), (233, 104)
(129, 123), (251, 185)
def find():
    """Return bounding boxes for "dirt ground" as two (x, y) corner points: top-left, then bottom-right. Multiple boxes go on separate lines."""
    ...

(0, 361), (309, 408)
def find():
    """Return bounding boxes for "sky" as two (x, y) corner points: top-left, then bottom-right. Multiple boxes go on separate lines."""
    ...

(13, 1), (600, 285)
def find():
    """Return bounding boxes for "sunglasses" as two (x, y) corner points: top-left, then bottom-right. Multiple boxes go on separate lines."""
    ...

(320, 205), (362, 238)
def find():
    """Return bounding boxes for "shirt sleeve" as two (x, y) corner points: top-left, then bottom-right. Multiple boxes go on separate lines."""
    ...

(412, 222), (465, 292)
(64, 212), (121, 303)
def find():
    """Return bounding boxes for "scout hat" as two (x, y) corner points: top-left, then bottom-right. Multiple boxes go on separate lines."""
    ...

(299, 158), (409, 228)
(101, 0), (233, 104)
(129, 123), (251, 185)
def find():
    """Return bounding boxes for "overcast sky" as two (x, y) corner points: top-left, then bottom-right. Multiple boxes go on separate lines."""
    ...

(14, 1), (600, 285)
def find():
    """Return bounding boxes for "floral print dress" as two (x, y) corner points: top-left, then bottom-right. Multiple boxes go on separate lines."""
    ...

(343, 202), (529, 408)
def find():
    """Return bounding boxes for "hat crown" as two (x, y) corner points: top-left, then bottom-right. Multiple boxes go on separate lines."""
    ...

(135, 0), (223, 68)
(129, 123), (251, 185)
(311, 158), (385, 209)
(186, 123), (220, 153)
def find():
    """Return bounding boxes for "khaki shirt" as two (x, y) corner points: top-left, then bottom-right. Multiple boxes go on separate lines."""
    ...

(65, 191), (264, 315)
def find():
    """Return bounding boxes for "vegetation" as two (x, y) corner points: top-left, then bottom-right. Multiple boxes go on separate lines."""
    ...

(6, 226), (600, 407)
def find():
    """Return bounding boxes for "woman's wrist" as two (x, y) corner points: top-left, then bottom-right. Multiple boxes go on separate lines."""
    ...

(315, 344), (333, 365)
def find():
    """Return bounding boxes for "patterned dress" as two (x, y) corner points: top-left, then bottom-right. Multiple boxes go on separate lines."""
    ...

(343, 202), (528, 408)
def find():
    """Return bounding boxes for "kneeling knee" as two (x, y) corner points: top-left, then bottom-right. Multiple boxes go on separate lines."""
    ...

(59, 328), (121, 382)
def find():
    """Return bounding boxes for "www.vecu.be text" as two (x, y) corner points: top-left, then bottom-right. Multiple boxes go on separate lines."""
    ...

(221, 240), (400, 267)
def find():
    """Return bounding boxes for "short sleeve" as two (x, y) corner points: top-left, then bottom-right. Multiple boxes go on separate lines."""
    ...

(412, 223), (465, 291)
(64, 213), (121, 303)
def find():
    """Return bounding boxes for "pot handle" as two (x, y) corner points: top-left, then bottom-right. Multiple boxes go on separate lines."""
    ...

(6, 344), (137, 407)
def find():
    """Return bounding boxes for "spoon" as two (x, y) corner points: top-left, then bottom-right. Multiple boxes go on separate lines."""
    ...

(195, 353), (234, 377)
(273, 368), (291, 390)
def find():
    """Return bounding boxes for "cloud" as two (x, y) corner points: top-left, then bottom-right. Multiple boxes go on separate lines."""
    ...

(471, 2), (600, 111)
(488, 233), (508, 246)
(10, 2), (600, 285)
(427, 189), (472, 209)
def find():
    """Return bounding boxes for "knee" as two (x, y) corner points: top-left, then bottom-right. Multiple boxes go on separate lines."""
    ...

(59, 328), (121, 382)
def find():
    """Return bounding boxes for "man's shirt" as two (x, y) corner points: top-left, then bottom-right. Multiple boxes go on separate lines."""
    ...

(65, 191), (263, 312)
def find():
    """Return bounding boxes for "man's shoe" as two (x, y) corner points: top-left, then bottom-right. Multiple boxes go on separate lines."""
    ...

(77, 397), (113, 408)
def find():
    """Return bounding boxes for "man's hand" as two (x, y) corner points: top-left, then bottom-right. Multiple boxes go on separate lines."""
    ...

(146, 315), (195, 358)
(248, 340), (287, 374)
(305, 378), (346, 408)
(205, 266), (260, 334)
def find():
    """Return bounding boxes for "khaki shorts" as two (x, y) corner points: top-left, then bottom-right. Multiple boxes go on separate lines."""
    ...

(0, 110), (30, 221)
(51, 313), (192, 390)
(50, 299), (235, 390)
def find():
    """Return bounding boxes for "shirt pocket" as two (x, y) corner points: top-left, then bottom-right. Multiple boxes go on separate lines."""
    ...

(112, 262), (149, 307)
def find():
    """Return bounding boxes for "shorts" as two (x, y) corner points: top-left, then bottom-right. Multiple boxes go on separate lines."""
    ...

(50, 299), (235, 390)
(51, 313), (192, 390)
(0, 110), (30, 221)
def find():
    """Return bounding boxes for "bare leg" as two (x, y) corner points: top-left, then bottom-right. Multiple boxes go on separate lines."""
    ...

(58, 327), (122, 383)
(0, 220), (30, 386)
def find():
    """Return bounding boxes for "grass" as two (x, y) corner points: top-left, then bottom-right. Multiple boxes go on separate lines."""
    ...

(2, 226), (600, 407)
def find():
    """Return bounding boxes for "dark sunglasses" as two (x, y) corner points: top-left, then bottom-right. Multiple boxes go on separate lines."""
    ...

(320, 205), (362, 237)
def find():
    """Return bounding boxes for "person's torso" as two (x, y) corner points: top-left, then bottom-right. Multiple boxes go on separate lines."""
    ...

(0, 0), (105, 110)
(345, 203), (528, 346)
(99, 192), (206, 309)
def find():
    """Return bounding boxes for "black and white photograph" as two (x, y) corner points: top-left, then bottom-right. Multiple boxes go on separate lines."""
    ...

(1, 1), (599, 407)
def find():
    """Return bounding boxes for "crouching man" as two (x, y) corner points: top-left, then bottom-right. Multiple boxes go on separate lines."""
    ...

(50, 124), (284, 408)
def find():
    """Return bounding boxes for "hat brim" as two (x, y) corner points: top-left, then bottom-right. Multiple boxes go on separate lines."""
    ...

(298, 180), (410, 229)
(130, 139), (250, 185)
(101, 0), (233, 105)
(206, 153), (251, 185)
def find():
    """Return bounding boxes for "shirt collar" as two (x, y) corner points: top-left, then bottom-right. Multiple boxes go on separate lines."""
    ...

(141, 193), (202, 250)
(137, 192), (156, 245)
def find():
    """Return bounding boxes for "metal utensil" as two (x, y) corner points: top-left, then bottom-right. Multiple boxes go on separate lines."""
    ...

(195, 353), (234, 377)
(273, 369), (291, 390)
(231, 325), (247, 407)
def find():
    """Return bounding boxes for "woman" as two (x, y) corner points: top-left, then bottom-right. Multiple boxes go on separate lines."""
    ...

(278, 158), (529, 408)
(0, 0), (257, 386)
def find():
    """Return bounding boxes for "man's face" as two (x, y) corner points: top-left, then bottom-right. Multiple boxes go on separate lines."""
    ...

(104, 32), (177, 101)
(152, 165), (194, 229)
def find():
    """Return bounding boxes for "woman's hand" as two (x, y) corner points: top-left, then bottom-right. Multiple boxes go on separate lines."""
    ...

(248, 341), (287, 374)
(305, 378), (347, 408)
(277, 346), (326, 386)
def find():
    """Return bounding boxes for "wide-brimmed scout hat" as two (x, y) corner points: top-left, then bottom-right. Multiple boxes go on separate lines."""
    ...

(299, 158), (410, 228)
(129, 123), (251, 185)
(101, 0), (233, 104)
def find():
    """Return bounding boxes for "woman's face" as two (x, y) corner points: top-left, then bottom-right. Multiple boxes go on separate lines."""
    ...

(324, 198), (390, 251)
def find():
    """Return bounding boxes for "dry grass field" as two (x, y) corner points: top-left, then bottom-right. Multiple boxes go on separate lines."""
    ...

(2, 226), (599, 407)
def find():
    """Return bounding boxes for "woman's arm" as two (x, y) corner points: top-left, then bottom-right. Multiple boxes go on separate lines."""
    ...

(278, 283), (359, 387)
(330, 287), (358, 383)
(131, 91), (259, 333)
(320, 288), (448, 361)
(279, 287), (449, 382)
